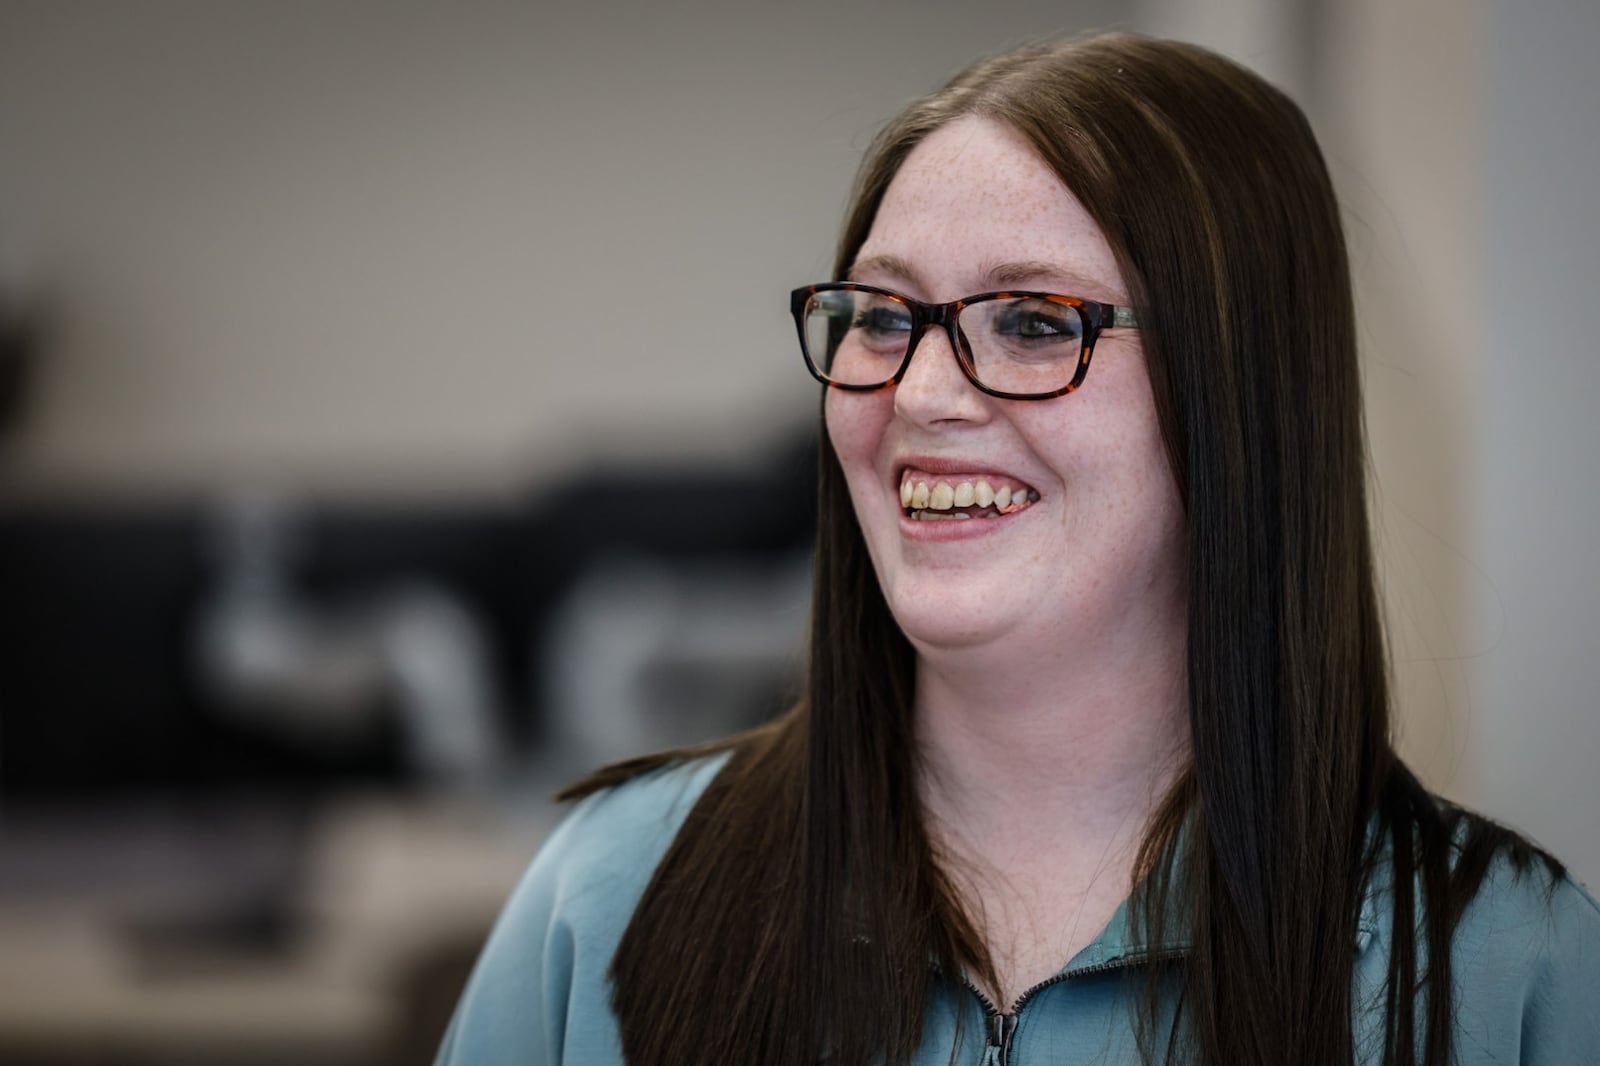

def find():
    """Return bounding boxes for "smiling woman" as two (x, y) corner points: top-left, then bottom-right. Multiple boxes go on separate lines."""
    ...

(435, 32), (1600, 1066)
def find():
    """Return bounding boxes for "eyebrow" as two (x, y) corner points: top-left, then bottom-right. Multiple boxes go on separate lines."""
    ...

(983, 258), (1100, 290)
(846, 253), (921, 285)
(847, 254), (1115, 299)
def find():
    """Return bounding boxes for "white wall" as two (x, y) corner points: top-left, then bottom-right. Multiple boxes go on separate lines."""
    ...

(1316, 0), (1486, 808)
(0, 0), (1123, 494)
(1471, 0), (1600, 886)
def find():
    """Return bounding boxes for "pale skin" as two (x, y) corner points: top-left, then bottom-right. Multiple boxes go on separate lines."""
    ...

(824, 116), (1192, 1009)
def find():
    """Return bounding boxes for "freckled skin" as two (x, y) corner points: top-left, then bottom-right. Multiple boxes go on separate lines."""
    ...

(825, 115), (1186, 672)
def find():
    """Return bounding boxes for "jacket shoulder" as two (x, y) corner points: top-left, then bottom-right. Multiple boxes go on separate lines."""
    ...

(1450, 849), (1600, 1065)
(1355, 806), (1600, 1065)
(434, 754), (729, 1066)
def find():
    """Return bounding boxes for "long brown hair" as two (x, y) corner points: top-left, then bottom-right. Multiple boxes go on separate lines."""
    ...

(566, 33), (1561, 1066)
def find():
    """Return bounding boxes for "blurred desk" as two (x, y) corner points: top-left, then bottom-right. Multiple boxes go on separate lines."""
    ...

(0, 789), (558, 1065)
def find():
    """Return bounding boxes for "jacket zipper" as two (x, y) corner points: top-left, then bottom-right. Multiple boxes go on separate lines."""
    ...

(981, 1011), (1017, 1065)
(966, 950), (1183, 1065)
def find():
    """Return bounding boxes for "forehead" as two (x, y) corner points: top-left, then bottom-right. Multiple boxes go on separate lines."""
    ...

(852, 115), (1126, 304)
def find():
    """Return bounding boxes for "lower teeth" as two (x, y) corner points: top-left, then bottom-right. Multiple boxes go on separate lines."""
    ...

(910, 509), (993, 521)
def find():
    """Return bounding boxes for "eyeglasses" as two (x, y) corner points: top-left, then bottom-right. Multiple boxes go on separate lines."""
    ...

(790, 282), (1140, 401)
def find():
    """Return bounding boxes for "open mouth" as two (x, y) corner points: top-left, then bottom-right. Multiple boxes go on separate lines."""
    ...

(898, 471), (1040, 522)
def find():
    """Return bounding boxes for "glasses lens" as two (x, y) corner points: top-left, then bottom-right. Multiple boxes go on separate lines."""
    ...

(960, 296), (1085, 395)
(804, 288), (912, 386)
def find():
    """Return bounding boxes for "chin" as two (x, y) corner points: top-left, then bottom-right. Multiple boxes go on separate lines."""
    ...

(881, 581), (1016, 652)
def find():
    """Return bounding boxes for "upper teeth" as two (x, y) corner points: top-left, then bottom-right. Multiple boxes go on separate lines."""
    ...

(899, 476), (1038, 513)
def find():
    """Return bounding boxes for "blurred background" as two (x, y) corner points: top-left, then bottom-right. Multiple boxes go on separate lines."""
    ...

(0, 0), (1594, 1062)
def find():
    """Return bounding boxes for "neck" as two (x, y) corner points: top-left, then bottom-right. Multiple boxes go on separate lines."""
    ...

(914, 630), (1190, 860)
(912, 629), (1190, 1005)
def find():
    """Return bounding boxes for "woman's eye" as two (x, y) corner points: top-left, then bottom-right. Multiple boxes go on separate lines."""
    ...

(995, 305), (1080, 341)
(853, 306), (912, 334)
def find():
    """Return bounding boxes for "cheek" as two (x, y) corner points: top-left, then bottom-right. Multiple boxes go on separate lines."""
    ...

(1033, 370), (1180, 534)
(1083, 400), (1185, 571)
(823, 390), (891, 476)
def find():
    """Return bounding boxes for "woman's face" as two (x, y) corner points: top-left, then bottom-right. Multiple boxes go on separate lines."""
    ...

(825, 115), (1186, 663)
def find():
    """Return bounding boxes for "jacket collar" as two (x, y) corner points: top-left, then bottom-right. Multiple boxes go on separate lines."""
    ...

(1058, 818), (1384, 973)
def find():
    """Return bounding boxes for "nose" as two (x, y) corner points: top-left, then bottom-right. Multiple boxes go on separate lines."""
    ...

(892, 322), (992, 428)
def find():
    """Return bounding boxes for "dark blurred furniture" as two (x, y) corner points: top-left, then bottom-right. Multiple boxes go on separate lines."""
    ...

(0, 433), (815, 801)
(0, 433), (814, 1064)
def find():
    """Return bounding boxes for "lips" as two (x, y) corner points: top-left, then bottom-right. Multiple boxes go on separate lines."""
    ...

(897, 467), (1040, 521)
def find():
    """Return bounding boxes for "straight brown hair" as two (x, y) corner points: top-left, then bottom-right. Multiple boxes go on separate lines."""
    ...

(566, 33), (1562, 1066)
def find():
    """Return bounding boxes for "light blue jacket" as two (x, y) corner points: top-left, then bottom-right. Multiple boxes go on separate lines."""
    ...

(436, 757), (1600, 1064)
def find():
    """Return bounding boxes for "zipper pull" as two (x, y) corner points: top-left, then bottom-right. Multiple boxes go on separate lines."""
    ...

(983, 1013), (1017, 1065)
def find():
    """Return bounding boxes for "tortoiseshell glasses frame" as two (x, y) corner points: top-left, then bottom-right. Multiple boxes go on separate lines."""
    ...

(790, 282), (1140, 401)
